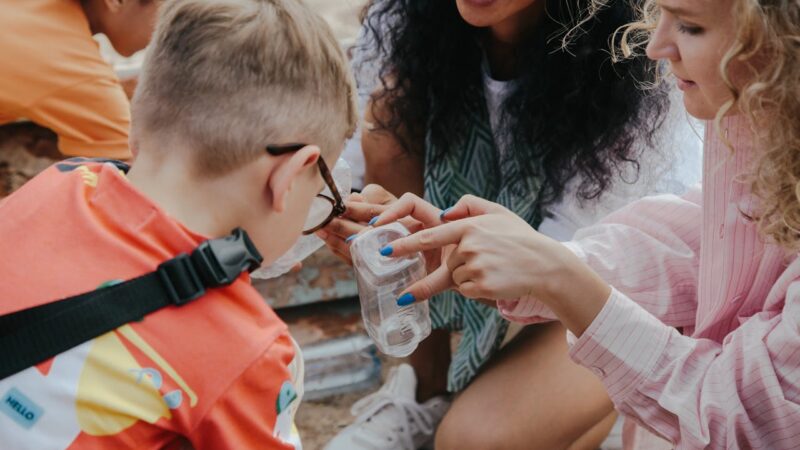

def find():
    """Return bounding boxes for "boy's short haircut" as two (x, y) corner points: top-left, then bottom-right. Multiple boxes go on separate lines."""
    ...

(131, 0), (357, 175)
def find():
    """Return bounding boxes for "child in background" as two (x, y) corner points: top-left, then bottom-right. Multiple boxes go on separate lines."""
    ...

(0, 0), (158, 159)
(0, 0), (356, 448)
(370, 0), (800, 447)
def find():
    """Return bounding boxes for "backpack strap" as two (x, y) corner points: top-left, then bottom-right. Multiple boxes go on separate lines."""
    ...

(0, 228), (262, 380)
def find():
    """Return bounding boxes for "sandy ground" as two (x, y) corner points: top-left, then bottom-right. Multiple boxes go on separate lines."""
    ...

(296, 354), (406, 450)
(279, 299), (405, 450)
(296, 390), (379, 450)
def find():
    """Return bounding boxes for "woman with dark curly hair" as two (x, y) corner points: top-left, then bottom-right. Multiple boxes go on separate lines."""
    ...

(320, 1), (701, 449)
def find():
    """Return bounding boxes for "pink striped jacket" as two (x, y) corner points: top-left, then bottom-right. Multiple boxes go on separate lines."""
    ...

(499, 117), (800, 449)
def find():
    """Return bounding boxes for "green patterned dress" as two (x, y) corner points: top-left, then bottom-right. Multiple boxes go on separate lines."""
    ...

(424, 86), (543, 392)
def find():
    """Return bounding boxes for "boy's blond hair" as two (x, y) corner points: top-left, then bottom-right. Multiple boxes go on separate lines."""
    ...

(131, 0), (357, 175)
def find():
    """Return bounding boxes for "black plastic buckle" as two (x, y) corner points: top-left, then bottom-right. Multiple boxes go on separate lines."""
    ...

(190, 228), (264, 288)
(157, 254), (206, 305)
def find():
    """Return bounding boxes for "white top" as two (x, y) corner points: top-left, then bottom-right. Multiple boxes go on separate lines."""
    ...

(481, 62), (517, 157)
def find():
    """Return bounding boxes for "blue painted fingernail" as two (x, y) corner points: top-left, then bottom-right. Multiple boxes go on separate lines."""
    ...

(440, 207), (453, 220)
(397, 293), (416, 306)
(345, 234), (358, 243)
(368, 216), (379, 226)
(379, 245), (393, 256)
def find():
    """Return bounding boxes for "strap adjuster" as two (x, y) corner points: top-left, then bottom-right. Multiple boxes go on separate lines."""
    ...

(157, 228), (263, 306)
(191, 228), (264, 287)
(157, 254), (206, 305)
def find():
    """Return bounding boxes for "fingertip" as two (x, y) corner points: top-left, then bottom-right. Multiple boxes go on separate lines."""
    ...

(397, 292), (416, 306)
(379, 245), (393, 256)
(368, 216), (379, 226)
(439, 207), (453, 221)
(345, 234), (358, 244)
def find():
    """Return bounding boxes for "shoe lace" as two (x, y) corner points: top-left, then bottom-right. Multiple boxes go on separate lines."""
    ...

(349, 390), (436, 449)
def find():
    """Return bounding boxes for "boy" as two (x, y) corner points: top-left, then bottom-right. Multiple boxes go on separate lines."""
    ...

(0, 0), (158, 159)
(0, 0), (357, 448)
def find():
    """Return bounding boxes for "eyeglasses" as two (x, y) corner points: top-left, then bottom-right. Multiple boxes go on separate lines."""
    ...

(266, 144), (346, 235)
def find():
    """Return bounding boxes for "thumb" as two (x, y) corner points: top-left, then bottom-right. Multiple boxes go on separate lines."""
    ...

(441, 194), (507, 221)
(396, 264), (454, 306)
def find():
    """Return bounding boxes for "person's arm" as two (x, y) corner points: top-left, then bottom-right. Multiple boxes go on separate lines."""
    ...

(362, 93), (424, 198)
(499, 187), (702, 328)
(369, 189), (700, 329)
(187, 332), (302, 450)
(566, 266), (800, 448)
(28, 77), (132, 159)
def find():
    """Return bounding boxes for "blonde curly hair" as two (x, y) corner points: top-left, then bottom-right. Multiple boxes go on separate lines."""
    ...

(594, 0), (800, 251)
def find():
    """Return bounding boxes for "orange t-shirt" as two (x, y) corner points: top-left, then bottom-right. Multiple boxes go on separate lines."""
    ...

(0, 159), (303, 449)
(0, 0), (132, 159)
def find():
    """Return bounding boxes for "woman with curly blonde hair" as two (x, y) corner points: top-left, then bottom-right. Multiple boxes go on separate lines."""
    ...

(367, 0), (800, 447)
(618, 0), (800, 252)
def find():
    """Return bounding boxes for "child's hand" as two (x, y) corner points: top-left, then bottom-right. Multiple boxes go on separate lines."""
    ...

(373, 194), (611, 335)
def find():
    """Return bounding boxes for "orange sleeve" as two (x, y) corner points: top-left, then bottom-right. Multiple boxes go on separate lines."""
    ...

(28, 76), (132, 159)
(187, 333), (303, 450)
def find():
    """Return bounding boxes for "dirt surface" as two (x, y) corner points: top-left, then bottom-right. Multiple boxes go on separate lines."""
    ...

(279, 299), (405, 450)
(296, 357), (406, 450)
(296, 391), (373, 450)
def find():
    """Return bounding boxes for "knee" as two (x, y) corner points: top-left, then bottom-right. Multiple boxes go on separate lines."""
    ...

(434, 409), (506, 450)
(435, 407), (576, 450)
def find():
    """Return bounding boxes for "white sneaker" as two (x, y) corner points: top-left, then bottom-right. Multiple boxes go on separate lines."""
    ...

(325, 364), (451, 450)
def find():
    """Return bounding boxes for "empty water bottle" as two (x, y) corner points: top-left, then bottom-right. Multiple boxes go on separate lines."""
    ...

(350, 223), (431, 358)
(302, 334), (381, 401)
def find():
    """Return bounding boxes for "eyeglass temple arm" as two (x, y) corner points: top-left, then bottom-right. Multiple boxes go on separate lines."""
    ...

(266, 144), (345, 204)
(317, 159), (344, 204)
(265, 144), (306, 155)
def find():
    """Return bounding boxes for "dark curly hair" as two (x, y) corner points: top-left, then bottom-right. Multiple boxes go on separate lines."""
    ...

(361, 0), (668, 207)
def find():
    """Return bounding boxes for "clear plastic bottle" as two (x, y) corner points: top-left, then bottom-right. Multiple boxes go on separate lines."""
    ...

(350, 222), (431, 357)
(302, 334), (381, 401)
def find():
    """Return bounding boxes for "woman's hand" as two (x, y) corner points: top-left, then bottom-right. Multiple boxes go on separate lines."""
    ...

(373, 193), (569, 301)
(373, 194), (611, 335)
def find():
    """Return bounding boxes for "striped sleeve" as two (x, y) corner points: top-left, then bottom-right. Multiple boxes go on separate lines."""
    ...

(499, 187), (702, 326)
(569, 274), (800, 448)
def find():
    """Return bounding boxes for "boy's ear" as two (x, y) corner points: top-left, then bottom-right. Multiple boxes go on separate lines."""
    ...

(267, 145), (321, 213)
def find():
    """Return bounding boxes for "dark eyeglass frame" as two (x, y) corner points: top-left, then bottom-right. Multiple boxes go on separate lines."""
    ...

(266, 143), (346, 235)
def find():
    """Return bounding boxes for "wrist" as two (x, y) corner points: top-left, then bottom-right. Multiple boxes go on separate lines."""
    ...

(543, 260), (611, 337)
